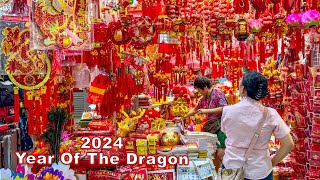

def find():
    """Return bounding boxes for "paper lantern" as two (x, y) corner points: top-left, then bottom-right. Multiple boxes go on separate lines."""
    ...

(249, 19), (263, 34)
(286, 13), (302, 27)
(109, 21), (131, 45)
(301, 10), (320, 28)
(234, 18), (249, 41)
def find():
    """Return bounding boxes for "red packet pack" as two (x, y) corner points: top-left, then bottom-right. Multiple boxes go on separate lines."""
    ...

(88, 170), (121, 180)
(309, 141), (320, 151)
(308, 150), (320, 161)
(147, 169), (176, 180)
(122, 168), (148, 180)
(311, 124), (320, 137)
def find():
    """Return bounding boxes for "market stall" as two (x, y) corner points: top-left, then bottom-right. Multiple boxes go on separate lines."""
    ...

(0, 0), (319, 179)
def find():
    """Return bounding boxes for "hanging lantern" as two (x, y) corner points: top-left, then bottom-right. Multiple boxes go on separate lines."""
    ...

(234, 18), (249, 41)
(109, 21), (131, 45)
(301, 10), (320, 28)
(249, 19), (263, 34)
(285, 13), (302, 27)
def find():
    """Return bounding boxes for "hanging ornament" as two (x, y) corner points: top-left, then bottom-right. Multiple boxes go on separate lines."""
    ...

(93, 20), (110, 42)
(285, 13), (303, 28)
(129, 16), (155, 49)
(173, 18), (186, 36)
(1, 26), (51, 90)
(234, 18), (249, 41)
(301, 10), (320, 28)
(249, 19), (263, 34)
(31, 0), (92, 50)
(109, 21), (131, 45)
(153, 10), (174, 34)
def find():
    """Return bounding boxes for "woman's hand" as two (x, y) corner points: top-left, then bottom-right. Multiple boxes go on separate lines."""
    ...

(197, 109), (209, 114)
(173, 117), (184, 123)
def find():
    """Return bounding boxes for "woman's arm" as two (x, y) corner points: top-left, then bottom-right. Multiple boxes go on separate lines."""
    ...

(197, 107), (224, 114)
(271, 134), (294, 167)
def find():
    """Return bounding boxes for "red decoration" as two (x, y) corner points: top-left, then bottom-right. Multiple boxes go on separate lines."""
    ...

(109, 21), (131, 45)
(129, 17), (155, 49)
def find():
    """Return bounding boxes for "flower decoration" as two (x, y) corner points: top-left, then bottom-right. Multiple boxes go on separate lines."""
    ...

(301, 10), (320, 28)
(1, 165), (35, 180)
(249, 19), (263, 34)
(0, 168), (13, 180)
(61, 131), (71, 142)
(51, 163), (76, 180)
(37, 167), (63, 180)
(285, 13), (303, 27)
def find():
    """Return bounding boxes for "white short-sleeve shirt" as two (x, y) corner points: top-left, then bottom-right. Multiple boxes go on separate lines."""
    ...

(221, 97), (290, 179)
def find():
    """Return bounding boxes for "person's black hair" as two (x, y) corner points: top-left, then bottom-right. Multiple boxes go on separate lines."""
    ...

(242, 71), (268, 101)
(194, 76), (212, 90)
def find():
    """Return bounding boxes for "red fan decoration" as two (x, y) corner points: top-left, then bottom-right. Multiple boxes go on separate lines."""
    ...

(129, 16), (155, 49)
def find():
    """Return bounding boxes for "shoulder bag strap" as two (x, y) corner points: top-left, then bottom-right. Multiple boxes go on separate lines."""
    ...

(243, 107), (269, 163)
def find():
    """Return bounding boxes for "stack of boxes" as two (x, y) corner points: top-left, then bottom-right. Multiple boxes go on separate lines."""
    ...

(136, 139), (148, 156)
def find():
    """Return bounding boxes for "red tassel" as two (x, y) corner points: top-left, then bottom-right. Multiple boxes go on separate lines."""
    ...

(14, 87), (19, 123)
(260, 41), (265, 68)
(26, 91), (34, 135)
(35, 90), (41, 133)
(41, 86), (48, 129)
(274, 39), (278, 61)
(54, 78), (58, 107)
(296, 29), (301, 53)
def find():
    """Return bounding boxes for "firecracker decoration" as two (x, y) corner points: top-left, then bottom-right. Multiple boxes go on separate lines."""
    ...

(251, 0), (267, 18)
(1, 25), (51, 90)
(31, 0), (93, 50)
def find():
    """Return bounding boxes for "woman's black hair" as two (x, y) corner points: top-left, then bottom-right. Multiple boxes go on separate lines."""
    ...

(242, 71), (268, 101)
(194, 76), (212, 90)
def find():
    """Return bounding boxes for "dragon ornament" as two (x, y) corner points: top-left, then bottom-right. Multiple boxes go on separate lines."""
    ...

(1, 24), (51, 90)
(32, 0), (91, 49)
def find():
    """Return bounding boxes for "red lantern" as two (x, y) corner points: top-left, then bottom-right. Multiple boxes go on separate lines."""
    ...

(109, 21), (131, 45)
(234, 19), (249, 41)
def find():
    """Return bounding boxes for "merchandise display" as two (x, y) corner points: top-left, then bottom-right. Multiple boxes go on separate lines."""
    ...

(0, 0), (319, 179)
